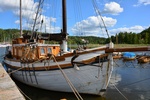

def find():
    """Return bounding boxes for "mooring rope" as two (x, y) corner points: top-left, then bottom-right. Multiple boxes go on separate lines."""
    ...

(52, 55), (83, 100)
(16, 85), (32, 100)
(111, 83), (128, 100)
(8, 67), (24, 75)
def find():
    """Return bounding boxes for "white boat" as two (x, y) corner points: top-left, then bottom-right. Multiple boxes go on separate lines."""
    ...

(0, 43), (11, 47)
(3, 0), (114, 96)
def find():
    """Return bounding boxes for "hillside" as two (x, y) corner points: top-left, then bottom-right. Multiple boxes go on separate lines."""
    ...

(0, 27), (150, 44)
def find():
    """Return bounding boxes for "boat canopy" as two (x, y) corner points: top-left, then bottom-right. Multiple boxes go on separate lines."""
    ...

(123, 52), (136, 58)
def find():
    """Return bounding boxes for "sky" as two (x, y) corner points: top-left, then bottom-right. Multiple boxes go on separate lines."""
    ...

(0, 0), (150, 38)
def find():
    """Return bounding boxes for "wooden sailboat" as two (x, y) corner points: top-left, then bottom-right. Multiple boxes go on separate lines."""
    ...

(137, 56), (150, 63)
(3, 0), (114, 96)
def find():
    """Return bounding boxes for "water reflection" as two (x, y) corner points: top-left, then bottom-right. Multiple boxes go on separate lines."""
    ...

(106, 59), (150, 100)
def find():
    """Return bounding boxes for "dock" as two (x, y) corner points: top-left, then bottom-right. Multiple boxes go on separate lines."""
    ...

(0, 63), (25, 100)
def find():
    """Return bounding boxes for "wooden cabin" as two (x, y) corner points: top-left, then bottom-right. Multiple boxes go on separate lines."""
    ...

(10, 38), (60, 60)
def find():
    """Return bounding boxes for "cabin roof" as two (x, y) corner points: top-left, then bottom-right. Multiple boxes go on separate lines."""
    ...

(12, 43), (60, 47)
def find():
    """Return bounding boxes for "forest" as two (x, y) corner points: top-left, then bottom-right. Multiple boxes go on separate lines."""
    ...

(0, 27), (150, 44)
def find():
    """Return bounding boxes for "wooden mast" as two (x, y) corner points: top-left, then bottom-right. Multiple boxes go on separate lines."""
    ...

(60, 0), (68, 52)
(62, 0), (67, 35)
(20, 0), (22, 36)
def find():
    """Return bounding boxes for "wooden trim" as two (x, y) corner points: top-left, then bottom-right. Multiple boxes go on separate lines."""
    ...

(4, 53), (108, 71)
(4, 62), (72, 71)
(106, 47), (150, 53)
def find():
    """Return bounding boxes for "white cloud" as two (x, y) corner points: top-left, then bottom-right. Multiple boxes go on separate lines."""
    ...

(0, 0), (39, 29)
(15, 20), (20, 24)
(0, 0), (60, 33)
(103, 2), (123, 15)
(109, 25), (146, 36)
(134, 0), (150, 6)
(0, 0), (37, 12)
(72, 16), (117, 37)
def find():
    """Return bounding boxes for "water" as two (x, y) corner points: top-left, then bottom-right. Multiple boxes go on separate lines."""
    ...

(0, 47), (6, 62)
(1, 47), (150, 100)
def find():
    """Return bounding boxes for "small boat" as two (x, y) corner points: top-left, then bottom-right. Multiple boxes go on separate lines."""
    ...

(137, 56), (150, 63)
(113, 52), (122, 59)
(0, 43), (11, 47)
(123, 52), (136, 61)
(3, 0), (114, 96)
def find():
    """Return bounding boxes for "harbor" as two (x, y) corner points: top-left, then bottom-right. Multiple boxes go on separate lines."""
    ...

(1, 46), (150, 100)
(0, 0), (150, 99)
(9, 55), (150, 100)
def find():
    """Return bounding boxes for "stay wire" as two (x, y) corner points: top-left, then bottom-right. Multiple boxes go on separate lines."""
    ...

(92, 0), (111, 42)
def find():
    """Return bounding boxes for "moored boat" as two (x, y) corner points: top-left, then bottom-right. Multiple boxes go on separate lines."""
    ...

(0, 43), (11, 47)
(113, 52), (122, 59)
(123, 52), (136, 61)
(137, 56), (150, 63)
(2, 0), (114, 96)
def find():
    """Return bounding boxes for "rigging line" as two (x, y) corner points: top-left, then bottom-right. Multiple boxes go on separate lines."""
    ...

(53, 0), (58, 32)
(91, 0), (104, 36)
(77, 0), (85, 36)
(76, 0), (83, 35)
(92, 0), (111, 42)
(8, 67), (24, 75)
(111, 83), (128, 100)
(48, 0), (57, 33)
(25, 0), (35, 30)
(120, 77), (150, 87)
(16, 85), (32, 100)
(73, 0), (84, 36)
(31, 0), (44, 40)
(52, 55), (83, 100)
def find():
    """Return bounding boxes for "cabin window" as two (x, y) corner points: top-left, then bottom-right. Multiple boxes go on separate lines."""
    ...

(47, 48), (52, 53)
(40, 48), (45, 55)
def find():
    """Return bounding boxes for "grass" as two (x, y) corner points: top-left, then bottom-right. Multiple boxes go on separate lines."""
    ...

(114, 44), (150, 48)
(68, 43), (150, 49)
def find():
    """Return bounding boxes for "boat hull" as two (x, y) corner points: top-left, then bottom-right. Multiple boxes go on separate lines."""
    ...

(4, 56), (113, 96)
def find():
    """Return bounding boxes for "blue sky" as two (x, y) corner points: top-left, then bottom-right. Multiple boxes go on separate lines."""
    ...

(0, 0), (150, 38)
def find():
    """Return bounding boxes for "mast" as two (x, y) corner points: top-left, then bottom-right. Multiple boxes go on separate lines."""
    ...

(20, 0), (23, 36)
(61, 0), (68, 52)
(62, 0), (67, 34)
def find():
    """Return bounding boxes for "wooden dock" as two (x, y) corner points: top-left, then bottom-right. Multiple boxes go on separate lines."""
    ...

(0, 63), (25, 100)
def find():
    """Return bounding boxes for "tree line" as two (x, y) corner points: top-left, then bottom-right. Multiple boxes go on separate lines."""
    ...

(111, 27), (150, 44)
(0, 27), (150, 44)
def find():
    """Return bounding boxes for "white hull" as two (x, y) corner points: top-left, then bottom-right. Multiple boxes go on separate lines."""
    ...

(15, 64), (111, 95)
(0, 43), (11, 47)
(4, 49), (113, 96)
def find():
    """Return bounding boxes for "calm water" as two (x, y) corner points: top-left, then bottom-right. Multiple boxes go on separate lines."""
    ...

(1, 47), (150, 100)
